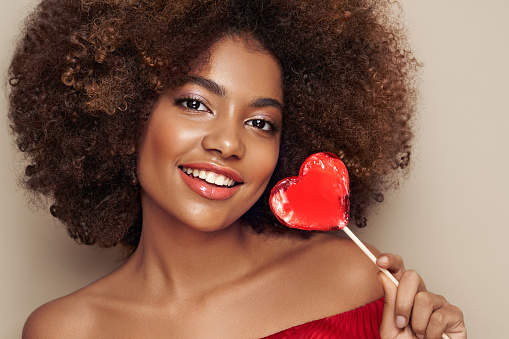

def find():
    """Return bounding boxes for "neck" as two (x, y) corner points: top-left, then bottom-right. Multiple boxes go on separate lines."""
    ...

(127, 199), (264, 300)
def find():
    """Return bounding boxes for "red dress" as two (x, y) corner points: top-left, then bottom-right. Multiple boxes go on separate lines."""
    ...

(261, 298), (384, 339)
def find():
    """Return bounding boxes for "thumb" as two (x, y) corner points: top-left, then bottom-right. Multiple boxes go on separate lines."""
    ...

(379, 271), (400, 335)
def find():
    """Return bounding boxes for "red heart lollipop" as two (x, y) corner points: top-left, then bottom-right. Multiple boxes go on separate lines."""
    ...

(269, 152), (349, 231)
(269, 153), (452, 339)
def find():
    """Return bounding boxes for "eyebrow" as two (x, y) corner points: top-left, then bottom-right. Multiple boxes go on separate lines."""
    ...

(249, 97), (284, 112)
(182, 75), (284, 112)
(184, 75), (226, 97)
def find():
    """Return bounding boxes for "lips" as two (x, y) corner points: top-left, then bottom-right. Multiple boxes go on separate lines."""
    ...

(181, 166), (237, 187)
(178, 163), (243, 200)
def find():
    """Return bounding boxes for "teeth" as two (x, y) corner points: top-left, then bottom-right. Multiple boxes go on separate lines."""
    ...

(199, 170), (207, 179)
(214, 175), (224, 186)
(205, 172), (216, 184)
(181, 167), (236, 187)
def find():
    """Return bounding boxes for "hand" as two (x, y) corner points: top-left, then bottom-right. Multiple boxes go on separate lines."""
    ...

(377, 253), (467, 339)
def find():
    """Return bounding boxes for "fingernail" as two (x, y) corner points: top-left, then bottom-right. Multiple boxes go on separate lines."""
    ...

(416, 335), (425, 339)
(377, 256), (388, 265)
(396, 315), (406, 328)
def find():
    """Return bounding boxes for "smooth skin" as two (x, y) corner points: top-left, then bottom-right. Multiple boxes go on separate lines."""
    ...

(22, 37), (466, 339)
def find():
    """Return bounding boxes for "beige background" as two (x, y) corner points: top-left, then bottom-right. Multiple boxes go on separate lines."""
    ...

(2, 0), (508, 337)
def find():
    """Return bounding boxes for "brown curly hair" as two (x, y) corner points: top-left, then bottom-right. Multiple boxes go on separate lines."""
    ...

(8, 0), (419, 253)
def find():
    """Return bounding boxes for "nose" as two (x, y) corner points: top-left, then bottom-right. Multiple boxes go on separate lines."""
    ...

(201, 118), (246, 159)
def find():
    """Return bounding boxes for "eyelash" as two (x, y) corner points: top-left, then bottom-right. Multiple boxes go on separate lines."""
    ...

(174, 96), (279, 134)
(174, 96), (210, 112)
(246, 118), (278, 134)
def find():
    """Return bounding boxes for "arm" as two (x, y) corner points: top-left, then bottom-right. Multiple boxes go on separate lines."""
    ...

(377, 254), (467, 339)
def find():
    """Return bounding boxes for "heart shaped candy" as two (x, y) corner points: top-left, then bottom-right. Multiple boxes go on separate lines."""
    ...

(269, 152), (350, 231)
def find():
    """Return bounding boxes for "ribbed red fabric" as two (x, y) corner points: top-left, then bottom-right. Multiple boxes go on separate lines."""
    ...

(261, 298), (383, 339)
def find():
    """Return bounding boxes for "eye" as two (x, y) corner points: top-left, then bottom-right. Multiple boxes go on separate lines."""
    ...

(175, 97), (209, 112)
(246, 119), (276, 132)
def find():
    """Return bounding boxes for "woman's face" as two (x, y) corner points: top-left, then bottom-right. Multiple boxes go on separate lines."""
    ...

(137, 36), (283, 232)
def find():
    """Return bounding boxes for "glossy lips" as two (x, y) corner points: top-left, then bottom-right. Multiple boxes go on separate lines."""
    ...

(181, 166), (237, 187)
(179, 164), (242, 200)
(269, 152), (350, 231)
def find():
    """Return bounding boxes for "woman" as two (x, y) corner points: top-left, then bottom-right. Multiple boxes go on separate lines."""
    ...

(9, 0), (466, 337)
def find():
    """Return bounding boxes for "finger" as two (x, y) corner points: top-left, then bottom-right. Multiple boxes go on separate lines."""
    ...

(378, 271), (399, 333)
(410, 291), (446, 337)
(424, 303), (465, 339)
(376, 253), (405, 280)
(395, 270), (427, 329)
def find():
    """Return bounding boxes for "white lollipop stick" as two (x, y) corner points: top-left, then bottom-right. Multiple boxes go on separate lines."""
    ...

(341, 226), (451, 339)
(342, 226), (399, 285)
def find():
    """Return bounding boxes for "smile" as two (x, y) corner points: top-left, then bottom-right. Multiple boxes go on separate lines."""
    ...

(178, 165), (243, 200)
(181, 166), (237, 187)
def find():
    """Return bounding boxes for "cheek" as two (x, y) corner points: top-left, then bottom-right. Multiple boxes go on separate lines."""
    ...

(139, 117), (198, 160)
(254, 139), (280, 186)
(136, 121), (179, 184)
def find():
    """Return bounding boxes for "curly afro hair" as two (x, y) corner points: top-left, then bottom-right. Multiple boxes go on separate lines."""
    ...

(8, 0), (419, 253)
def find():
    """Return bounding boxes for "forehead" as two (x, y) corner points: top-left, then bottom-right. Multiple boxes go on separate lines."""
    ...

(189, 36), (284, 101)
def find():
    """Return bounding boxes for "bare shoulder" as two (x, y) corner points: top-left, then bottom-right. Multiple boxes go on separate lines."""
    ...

(304, 233), (384, 309)
(22, 290), (95, 339)
(21, 263), (139, 339)
(21, 269), (125, 339)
